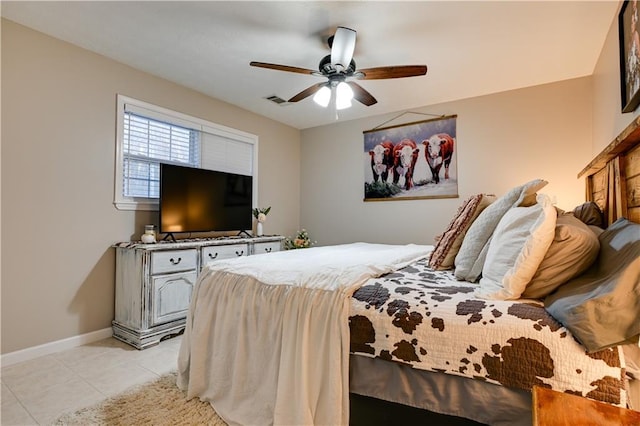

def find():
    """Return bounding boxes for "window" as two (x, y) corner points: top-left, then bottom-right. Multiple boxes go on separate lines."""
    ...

(123, 113), (199, 198)
(115, 95), (258, 210)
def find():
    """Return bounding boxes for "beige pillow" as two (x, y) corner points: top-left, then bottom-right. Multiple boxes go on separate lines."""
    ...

(522, 213), (600, 299)
(429, 194), (495, 270)
(475, 194), (556, 300)
(454, 179), (548, 282)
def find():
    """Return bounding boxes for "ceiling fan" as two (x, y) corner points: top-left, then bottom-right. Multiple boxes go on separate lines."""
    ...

(250, 27), (427, 109)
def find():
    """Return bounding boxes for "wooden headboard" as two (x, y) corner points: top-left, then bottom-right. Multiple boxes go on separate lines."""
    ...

(578, 116), (640, 225)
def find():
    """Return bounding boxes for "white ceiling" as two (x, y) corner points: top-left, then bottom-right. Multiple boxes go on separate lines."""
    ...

(2, 1), (619, 130)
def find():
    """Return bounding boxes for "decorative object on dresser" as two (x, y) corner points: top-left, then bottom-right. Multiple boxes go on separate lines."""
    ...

(284, 229), (315, 249)
(112, 235), (284, 349)
(140, 225), (157, 243)
(252, 206), (271, 237)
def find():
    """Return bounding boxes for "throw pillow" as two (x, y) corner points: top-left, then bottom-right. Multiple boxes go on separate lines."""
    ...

(544, 218), (640, 353)
(521, 213), (600, 299)
(454, 179), (548, 282)
(572, 201), (604, 228)
(429, 194), (496, 270)
(475, 194), (556, 300)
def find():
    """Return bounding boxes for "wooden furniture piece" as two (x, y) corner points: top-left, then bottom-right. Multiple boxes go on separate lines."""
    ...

(579, 115), (640, 225)
(532, 386), (640, 426)
(112, 236), (284, 349)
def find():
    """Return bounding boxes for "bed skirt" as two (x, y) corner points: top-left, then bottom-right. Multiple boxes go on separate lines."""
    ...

(349, 354), (531, 426)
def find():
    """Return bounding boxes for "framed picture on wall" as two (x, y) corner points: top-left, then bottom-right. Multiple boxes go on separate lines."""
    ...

(363, 115), (458, 201)
(619, 0), (640, 113)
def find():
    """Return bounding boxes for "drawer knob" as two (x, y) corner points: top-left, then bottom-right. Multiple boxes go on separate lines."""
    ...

(235, 250), (244, 256)
(208, 252), (218, 260)
(169, 257), (182, 265)
(265, 248), (272, 253)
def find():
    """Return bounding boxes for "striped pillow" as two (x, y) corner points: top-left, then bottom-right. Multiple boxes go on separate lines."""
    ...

(429, 194), (495, 270)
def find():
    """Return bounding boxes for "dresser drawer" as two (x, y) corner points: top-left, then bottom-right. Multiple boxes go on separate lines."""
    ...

(253, 241), (282, 255)
(150, 249), (197, 275)
(202, 243), (249, 264)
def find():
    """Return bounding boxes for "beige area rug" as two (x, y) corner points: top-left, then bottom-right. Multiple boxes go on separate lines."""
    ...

(55, 372), (227, 425)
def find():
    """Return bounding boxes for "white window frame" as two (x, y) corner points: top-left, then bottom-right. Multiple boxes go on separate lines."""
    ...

(114, 94), (258, 211)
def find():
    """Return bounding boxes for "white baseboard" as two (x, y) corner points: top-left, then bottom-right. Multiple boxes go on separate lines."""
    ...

(1, 327), (113, 367)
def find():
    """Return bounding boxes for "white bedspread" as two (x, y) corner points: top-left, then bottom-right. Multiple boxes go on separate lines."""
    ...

(177, 243), (430, 426)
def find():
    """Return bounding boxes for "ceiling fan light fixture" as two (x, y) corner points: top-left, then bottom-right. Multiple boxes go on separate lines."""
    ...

(336, 97), (352, 110)
(331, 27), (356, 70)
(313, 85), (332, 107)
(336, 81), (354, 109)
(251, 26), (427, 110)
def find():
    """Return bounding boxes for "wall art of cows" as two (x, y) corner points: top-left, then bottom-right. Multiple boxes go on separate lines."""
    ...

(364, 115), (458, 201)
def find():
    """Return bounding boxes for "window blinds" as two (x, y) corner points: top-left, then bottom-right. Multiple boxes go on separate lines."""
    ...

(123, 112), (199, 198)
(120, 101), (255, 200)
(201, 129), (253, 176)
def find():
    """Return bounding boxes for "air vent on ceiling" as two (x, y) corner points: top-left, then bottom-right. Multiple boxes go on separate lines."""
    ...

(264, 95), (289, 106)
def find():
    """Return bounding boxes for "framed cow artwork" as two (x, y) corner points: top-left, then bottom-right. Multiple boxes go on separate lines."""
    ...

(363, 114), (458, 201)
(619, 0), (640, 113)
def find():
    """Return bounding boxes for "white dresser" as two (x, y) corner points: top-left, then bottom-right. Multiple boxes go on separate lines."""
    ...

(112, 236), (284, 349)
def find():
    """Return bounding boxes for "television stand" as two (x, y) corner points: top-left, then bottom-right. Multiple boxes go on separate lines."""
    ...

(112, 235), (285, 349)
(237, 230), (252, 238)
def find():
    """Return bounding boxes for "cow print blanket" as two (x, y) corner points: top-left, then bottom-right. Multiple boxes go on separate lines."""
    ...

(349, 258), (628, 407)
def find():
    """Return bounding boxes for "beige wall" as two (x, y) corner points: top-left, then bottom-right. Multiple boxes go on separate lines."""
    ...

(300, 77), (593, 246)
(1, 20), (301, 353)
(592, 1), (640, 154)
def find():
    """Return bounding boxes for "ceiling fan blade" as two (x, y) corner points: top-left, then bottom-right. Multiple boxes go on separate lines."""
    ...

(288, 83), (326, 103)
(331, 27), (356, 70)
(250, 61), (317, 76)
(347, 82), (377, 106)
(357, 65), (428, 80)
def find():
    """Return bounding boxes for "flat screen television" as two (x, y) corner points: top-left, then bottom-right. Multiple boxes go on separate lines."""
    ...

(159, 163), (253, 236)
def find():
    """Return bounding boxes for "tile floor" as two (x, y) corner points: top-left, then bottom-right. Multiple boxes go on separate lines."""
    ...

(1, 335), (182, 425)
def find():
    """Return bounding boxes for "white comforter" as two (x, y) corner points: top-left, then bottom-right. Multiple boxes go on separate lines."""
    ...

(177, 243), (430, 426)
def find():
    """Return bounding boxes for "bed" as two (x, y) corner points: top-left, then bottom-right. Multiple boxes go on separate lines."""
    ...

(177, 120), (640, 426)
